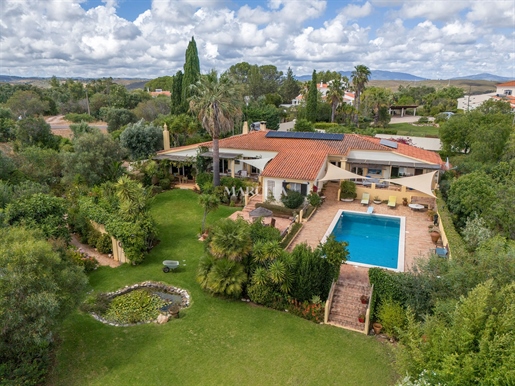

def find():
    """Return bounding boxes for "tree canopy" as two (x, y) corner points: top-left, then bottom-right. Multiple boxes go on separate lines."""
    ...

(0, 227), (87, 385)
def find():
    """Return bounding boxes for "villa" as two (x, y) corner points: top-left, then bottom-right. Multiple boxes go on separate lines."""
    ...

(155, 122), (444, 206)
(457, 80), (515, 111)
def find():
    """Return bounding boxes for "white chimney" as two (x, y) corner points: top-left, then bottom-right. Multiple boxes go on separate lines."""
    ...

(163, 123), (170, 150)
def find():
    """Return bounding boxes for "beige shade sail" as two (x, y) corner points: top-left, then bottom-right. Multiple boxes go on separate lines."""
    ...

(319, 163), (370, 181)
(383, 170), (438, 198)
(241, 157), (274, 171)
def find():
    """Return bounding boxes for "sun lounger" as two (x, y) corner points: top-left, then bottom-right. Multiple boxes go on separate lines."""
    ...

(361, 192), (370, 205)
(387, 196), (396, 208)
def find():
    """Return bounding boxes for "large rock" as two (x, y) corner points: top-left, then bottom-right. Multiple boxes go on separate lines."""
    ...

(157, 314), (170, 324)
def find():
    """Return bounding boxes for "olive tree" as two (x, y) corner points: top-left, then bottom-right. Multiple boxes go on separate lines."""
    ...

(0, 227), (87, 385)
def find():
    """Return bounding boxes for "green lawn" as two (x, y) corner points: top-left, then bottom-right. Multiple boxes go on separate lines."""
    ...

(48, 189), (398, 386)
(387, 123), (440, 137)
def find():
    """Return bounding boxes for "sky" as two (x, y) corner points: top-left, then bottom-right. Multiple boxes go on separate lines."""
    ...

(1, 0), (514, 80)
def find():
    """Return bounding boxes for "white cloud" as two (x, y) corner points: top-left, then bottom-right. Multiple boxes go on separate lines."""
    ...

(0, 0), (513, 79)
(342, 1), (373, 19)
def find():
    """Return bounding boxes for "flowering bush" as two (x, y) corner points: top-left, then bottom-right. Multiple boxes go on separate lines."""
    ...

(287, 298), (325, 323)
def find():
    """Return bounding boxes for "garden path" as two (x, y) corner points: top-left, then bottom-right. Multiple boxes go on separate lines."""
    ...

(70, 234), (121, 268)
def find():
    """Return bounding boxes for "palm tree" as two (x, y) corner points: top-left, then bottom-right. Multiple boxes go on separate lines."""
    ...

(326, 77), (344, 123)
(206, 259), (247, 298)
(208, 218), (252, 261)
(114, 175), (151, 218)
(199, 193), (219, 233)
(362, 86), (393, 126)
(189, 70), (242, 186)
(351, 65), (371, 126)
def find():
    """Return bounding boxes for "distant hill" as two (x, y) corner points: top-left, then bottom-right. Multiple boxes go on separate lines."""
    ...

(450, 73), (512, 82)
(296, 70), (427, 82)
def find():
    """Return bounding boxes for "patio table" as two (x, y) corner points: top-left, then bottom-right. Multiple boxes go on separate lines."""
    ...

(408, 203), (424, 211)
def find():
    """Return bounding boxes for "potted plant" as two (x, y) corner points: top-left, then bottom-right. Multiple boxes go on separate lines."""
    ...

(340, 180), (357, 202)
(429, 227), (441, 244)
(372, 322), (383, 335)
(402, 197), (408, 206)
(358, 313), (365, 323)
(373, 196), (382, 204)
(360, 294), (369, 304)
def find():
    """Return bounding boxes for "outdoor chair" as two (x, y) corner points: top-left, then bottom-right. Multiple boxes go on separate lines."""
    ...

(387, 196), (397, 208)
(433, 244), (449, 258)
(361, 192), (370, 205)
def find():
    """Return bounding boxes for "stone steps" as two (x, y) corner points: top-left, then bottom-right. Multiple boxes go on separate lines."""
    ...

(328, 278), (372, 333)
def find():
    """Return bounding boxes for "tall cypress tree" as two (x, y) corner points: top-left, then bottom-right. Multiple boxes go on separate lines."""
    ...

(279, 67), (300, 103)
(306, 70), (318, 123)
(182, 37), (201, 111)
(171, 70), (184, 115)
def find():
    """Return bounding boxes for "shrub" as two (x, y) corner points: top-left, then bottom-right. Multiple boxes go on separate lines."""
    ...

(80, 292), (112, 314)
(287, 298), (325, 323)
(87, 229), (101, 248)
(281, 190), (304, 209)
(307, 192), (322, 207)
(103, 289), (167, 324)
(96, 233), (112, 254)
(313, 122), (340, 130)
(159, 178), (171, 190)
(340, 180), (357, 199)
(249, 219), (281, 243)
(196, 172), (213, 191)
(417, 116), (429, 124)
(255, 203), (296, 217)
(68, 249), (99, 273)
(377, 298), (406, 339)
(462, 215), (493, 252)
(247, 283), (278, 306)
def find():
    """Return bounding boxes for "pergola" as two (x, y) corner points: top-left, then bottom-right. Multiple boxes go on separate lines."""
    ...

(388, 105), (419, 117)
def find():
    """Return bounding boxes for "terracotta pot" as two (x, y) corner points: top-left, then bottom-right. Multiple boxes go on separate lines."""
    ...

(373, 322), (383, 335)
(430, 231), (441, 244)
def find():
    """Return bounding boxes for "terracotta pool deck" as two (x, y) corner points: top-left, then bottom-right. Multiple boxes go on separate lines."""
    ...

(290, 199), (438, 272)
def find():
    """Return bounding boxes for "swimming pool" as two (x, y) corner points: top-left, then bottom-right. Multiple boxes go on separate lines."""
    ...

(322, 210), (405, 272)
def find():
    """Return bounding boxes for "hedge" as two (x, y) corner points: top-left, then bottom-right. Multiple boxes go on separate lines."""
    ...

(436, 194), (468, 259)
(255, 202), (296, 218)
(280, 222), (302, 249)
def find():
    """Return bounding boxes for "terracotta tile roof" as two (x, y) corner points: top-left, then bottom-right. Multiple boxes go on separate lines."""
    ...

(160, 131), (443, 180)
(365, 136), (444, 165)
(496, 80), (515, 87)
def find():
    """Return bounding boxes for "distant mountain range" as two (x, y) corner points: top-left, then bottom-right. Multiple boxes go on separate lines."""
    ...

(450, 73), (512, 82)
(296, 70), (427, 82)
(1, 72), (511, 85)
(295, 71), (511, 82)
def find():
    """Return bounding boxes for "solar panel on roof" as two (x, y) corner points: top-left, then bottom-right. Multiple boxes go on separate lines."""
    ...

(265, 131), (344, 141)
(379, 138), (398, 149)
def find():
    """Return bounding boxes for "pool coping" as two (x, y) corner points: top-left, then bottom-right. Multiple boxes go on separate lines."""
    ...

(321, 209), (406, 272)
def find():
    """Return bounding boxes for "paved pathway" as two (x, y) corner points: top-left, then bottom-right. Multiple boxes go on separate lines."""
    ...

(70, 234), (121, 268)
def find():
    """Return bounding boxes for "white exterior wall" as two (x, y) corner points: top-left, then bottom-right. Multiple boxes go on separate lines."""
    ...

(263, 177), (316, 203)
(457, 93), (495, 111)
(497, 85), (514, 96)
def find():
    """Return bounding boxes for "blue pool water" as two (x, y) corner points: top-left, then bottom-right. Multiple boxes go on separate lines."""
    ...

(331, 211), (401, 269)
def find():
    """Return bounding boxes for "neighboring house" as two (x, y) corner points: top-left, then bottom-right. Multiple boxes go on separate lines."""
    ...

(155, 124), (444, 202)
(457, 80), (515, 111)
(149, 89), (171, 97)
(292, 84), (355, 106)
